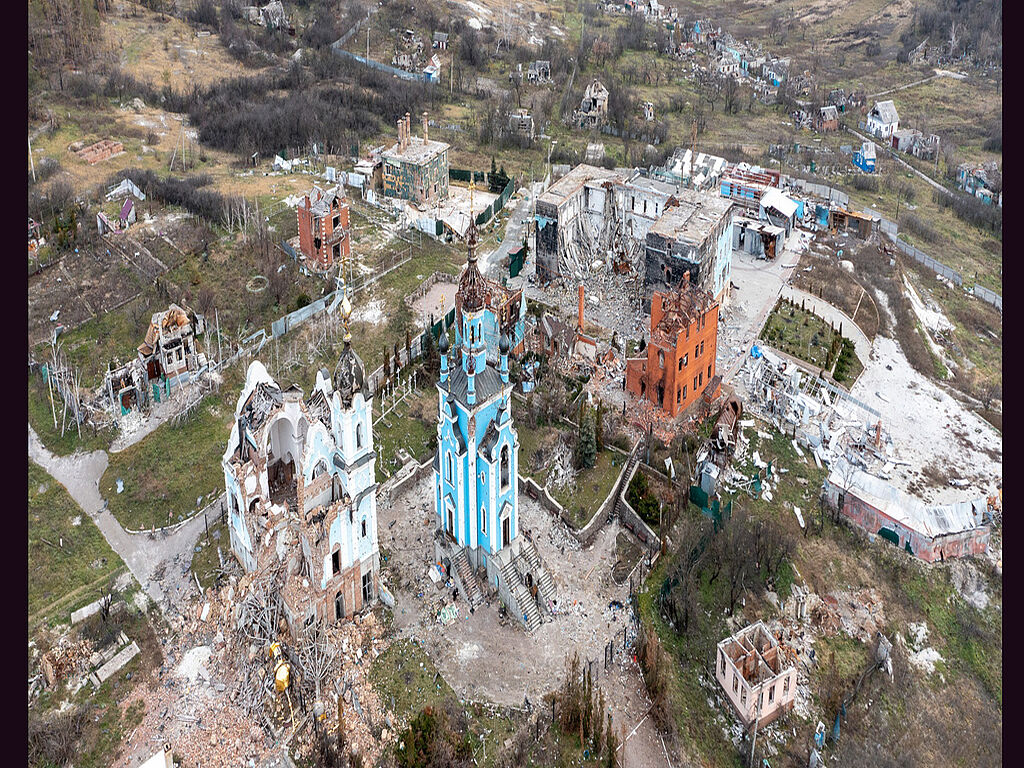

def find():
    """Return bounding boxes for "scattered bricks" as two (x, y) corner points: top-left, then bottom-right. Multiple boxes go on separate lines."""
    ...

(74, 139), (124, 165)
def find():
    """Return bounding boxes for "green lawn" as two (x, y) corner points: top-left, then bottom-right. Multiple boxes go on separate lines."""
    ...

(762, 298), (864, 384)
(548, 449), (623, 530)
(29, 461), (125, 624)
(374, 385), (438, 481)
(100, 387), (235, 531)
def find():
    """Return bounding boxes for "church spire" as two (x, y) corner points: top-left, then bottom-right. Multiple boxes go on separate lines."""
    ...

(458, 177), (486, 313)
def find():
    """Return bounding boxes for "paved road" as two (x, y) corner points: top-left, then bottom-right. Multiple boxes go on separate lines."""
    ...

(29, 425), (223, 616)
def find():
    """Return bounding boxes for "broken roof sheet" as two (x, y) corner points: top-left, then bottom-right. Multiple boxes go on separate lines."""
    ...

(759, 188), (798, 219)
(828, 458), (987, 538)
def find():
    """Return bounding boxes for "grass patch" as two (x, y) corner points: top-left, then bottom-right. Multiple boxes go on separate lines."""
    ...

(29, 461), (125, 623)
(29, 374), (115, 456)
(100, 385), (236, 531)
(369, 637), (518, 768)
(548, 449), (622, 530)
(373, 384), (438, 482)
(762, 297), (864, 383)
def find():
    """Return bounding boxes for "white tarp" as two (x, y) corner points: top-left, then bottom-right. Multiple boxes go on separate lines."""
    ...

(760, 187), (798, 219)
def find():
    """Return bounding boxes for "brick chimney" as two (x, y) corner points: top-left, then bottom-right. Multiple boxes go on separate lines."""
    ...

(405, 112), (412, 145)
(422, 111), (429, 143)
(577, 284), (585, 332)
(396, 118), (404, 150)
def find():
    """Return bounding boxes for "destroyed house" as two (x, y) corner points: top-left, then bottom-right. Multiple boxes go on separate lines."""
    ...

(577, 79), (609, 127)
(824, 458), (991, 563)
(527, 60), (551, 83)
(508, 109), (535, 140)
(651, 147), (728, 191)
(534, 164), (676, 282)
(644, 189), (735, 305)
(626, 275), (720, 418)
(297, 184), (350, 272)
(137, 304), (206, 393)
(222, 338), (380, 633)
(718, 163), (781, 209)
(716, 622), (796, 728)
(529, 312), (571, 358)
(815, 105), (839, 132)
(383, 112), (450, 205)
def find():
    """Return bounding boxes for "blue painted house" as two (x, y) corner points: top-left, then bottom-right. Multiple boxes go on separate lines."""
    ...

(853, 141), (876, 173)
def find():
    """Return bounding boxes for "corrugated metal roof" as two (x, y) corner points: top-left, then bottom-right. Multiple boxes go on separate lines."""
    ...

(828, 458), (986, 538)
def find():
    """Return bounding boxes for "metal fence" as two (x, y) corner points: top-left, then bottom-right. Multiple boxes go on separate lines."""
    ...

(329, 46), (435, 83)
(973, 284), (1002, 311)
(893, 237), (963, 286)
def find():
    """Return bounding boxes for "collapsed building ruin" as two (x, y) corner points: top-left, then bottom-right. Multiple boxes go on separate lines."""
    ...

(643, 190), (735, 306)
(716, 621), (797, 728)
(742, 348), (995, 562)
(534, 164), (681, 284)
(138, 303), (207, 393)
(296, 184), (351, 273)
(223, 310), (379, 633)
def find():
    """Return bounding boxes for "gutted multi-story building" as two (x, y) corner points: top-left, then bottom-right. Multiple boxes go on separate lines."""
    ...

(296, 184), (350, 272)
(534, 164), (677, 282)
(382, 111), (450, 205)
(716, 622), (797, 728)
(644, 189), (735, 305)
(222, 323), (379, 634)
(625, 275), (720, 418)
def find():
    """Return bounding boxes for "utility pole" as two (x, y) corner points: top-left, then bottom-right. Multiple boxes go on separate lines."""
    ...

(366, 25), (369, 59)
(29, 135), (36, 183)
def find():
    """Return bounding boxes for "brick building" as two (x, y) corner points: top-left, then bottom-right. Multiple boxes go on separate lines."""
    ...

(824, 458), (991, 562)
(382, 111), (450, 205)
(716, 622), (797, 728)
(297, 184), (351, 272)
(626, 275), (720, 418)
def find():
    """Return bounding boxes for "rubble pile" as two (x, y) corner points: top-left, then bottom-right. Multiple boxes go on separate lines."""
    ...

(115, 568), (396, 768)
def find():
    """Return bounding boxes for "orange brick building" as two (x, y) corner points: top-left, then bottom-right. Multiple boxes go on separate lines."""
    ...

(297, 184), (351, 272)
(626, 274), (720, 418)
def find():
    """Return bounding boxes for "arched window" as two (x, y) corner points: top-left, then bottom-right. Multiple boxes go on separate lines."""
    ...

(500, 445), (510, 490)
(446, 453), (453, 483)
(334, 591), (344, 621)
(356, 422), (363, 450)
(312, 460), (328, 479)
(658, 350), (665, 369)
(361, 519), (367, 538)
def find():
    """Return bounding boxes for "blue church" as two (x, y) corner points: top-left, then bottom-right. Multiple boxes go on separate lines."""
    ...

(434, 213), (520, 580)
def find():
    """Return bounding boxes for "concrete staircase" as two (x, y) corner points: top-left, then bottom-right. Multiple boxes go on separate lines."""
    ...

(614, 450), (640, 518)
(500, 556), (542, 632)
(451, 547), (484, 609)
(518, 538), (556, 607)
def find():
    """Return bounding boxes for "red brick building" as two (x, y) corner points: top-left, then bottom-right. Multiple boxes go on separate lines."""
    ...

(297, 184), (351, 272)
(626, 274), (720, 418)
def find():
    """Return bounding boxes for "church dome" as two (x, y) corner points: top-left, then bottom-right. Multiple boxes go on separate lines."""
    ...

(499, 332), (510, 355)
(333, 339), (366, 404)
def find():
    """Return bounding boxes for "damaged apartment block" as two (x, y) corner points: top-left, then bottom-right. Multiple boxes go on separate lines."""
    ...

(222, 322), (379, 636)
(716, 621), (797, 729)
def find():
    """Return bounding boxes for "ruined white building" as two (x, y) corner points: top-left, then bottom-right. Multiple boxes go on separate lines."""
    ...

(222, 323), (379, 633)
